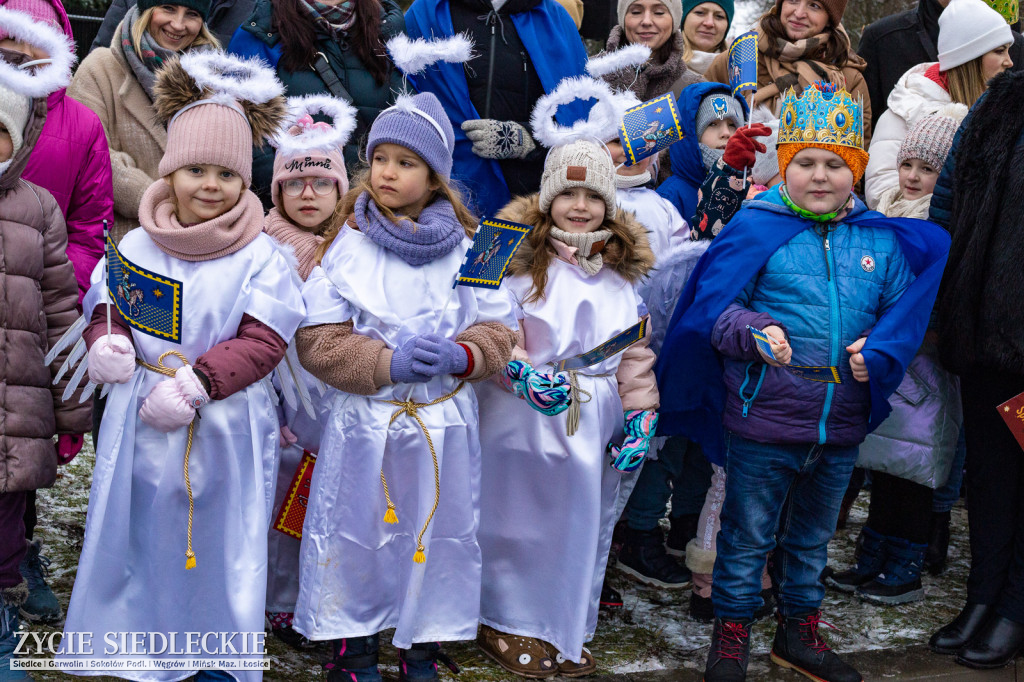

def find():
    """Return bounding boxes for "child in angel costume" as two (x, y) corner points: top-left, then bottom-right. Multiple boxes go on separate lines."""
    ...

(292, 90), (518, 682)
(55, 52), (304, 681)
(260, 94), (356, 651)
(473, 79), (659, 679)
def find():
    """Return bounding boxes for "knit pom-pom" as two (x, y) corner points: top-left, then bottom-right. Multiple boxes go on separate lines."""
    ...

(0, 8), (76, 97)
(935, 102), (969, 124)
(386, 33), (475, 76)
(585, 44), (651, 79)
(530, 76), (620, 149)
(273, 94), (358, 154)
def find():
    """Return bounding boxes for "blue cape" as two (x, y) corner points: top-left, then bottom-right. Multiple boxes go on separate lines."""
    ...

(656, 82), (748, 224)
(404, 0), (589, 217)
(655, 185), (951, 464)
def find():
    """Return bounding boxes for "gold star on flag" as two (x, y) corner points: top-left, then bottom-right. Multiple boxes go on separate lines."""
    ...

(655, 107), (663, 113)
(152, 288), (164, 299)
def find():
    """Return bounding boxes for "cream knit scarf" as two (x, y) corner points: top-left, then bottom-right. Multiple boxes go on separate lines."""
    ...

(549, 226), (614, 277)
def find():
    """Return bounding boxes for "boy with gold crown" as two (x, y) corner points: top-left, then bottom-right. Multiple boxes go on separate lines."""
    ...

(653, 82), (950, 682)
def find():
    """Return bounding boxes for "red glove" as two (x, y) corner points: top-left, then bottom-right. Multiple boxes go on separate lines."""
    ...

(57, 434), (84, 465)
(722, 123), (772, 172)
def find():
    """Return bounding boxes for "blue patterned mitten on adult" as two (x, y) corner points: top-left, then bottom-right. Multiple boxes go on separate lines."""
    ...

(499, 360), (572, 416)
(607, 409), (659, 472)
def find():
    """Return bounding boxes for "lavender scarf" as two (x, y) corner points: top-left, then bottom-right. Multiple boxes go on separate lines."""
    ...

(355, 193), (465, 266)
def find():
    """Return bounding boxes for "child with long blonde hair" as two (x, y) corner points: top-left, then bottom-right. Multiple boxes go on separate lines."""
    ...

(294, 92), (517, 682)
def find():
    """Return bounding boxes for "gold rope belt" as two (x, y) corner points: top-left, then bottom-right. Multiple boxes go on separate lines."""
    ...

(378, 382), (465, 564)
(137, 350), (199, 571)
(565, 370), (611, 437)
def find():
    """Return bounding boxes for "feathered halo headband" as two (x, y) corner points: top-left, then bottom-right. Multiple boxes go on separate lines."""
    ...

(0, 8), (75, 98)
(585, 44), (650, 80)
(153, 51), (287, 146)
(530, 76), (620, 149)
(385, 33), (475, 78)
(272, 94), (358, 155)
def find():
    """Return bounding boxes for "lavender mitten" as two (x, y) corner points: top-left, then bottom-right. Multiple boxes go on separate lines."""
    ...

(88, 334), (137, 384)
(412, 333), (469, 377)
(139, 378), (196, 432)
(390, 337), (432, 384)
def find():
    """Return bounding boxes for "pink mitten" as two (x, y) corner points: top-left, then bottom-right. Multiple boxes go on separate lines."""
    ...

(87, 335), (136, 384)
(139, 378), (196, 432)
(174, 366), (210, 410)
(279, 424), (298, 449)
(57, 434), (84, 465)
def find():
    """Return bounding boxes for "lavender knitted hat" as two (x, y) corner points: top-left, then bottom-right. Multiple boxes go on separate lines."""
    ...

(897, 103), (969, 171)
(367, 92), (455, 179)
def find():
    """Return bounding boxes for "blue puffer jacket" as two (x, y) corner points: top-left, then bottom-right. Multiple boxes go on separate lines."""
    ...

(656, 81), (746, 225)
(711, 186), (916, 447)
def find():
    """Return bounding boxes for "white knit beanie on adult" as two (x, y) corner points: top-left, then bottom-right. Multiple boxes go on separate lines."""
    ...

(938, 0), (1014, 70)
(617, 0), (683, 30)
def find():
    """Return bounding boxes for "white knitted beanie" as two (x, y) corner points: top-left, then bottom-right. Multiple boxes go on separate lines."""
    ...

(897, 103), (969, 170)
(617, 0), (683, 30)
(938, 0), (1014, 70)
(540, 139), (618, 215)
(0, 81), (30, 170)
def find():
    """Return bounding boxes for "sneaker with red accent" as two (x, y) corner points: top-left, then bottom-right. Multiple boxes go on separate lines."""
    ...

(769, 612), (862, 682)
(703, 618), (751, 681)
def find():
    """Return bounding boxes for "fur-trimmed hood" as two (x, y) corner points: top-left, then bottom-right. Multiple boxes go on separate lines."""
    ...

(498, 193), (655, 284)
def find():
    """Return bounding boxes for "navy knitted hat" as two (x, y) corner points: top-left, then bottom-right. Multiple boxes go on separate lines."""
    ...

(138, 0), (212, 22)
(367, 92), (455, 180)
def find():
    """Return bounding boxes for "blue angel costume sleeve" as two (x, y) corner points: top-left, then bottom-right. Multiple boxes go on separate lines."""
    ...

(655, 185), (951, 464)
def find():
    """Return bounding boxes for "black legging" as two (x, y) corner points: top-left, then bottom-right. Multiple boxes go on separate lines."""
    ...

(866, 471), (932, 545)
(962, 366), (1024, 622)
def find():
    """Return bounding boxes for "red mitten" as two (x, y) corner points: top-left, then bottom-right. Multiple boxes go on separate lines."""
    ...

(57, 434), (84, 465)
(722, 123), (772, 172)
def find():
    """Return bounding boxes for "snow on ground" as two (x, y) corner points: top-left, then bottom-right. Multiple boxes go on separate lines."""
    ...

(22, 440), (969, 680)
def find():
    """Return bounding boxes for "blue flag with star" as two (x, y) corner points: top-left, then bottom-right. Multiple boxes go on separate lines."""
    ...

(454, 218), (531, 289)
(106, 235), (183, 343)
(618, 93), (684, 166)
(729, 31), (758, 98)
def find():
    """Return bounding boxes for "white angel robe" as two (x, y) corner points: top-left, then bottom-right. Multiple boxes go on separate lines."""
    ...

(58, 230), (305, 682)
(293, 229), (516, 648)
(476, 259), (643, 661)
(266, 365), (332, 615)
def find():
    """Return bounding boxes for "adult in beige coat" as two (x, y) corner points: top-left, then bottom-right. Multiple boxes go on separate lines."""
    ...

(67, 1), (218, 242)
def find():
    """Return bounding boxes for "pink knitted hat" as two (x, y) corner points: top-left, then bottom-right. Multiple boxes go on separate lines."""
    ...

(153, 52), (287, 186)
(0, 0), (59, 33)
(270, 95), (357, 208)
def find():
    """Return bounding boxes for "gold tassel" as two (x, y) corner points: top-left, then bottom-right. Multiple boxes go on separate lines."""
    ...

(413, 546), (426, 563)
(383, 505), (398, 524)
(186, 552), (196, 570)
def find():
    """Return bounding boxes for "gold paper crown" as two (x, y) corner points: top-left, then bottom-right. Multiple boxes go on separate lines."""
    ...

(777, 82), (864, 150)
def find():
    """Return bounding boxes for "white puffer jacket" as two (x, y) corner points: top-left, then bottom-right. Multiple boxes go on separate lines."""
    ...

(864, 62), (951, 209)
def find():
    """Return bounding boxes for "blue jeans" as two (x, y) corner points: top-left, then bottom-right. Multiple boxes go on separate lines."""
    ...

(712, 432), (859, 620)
(625, 436), (711, 530)
(933, 426), (966, 513)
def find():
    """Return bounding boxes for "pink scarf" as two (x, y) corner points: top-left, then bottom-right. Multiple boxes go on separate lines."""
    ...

(139, 182), (265, 261)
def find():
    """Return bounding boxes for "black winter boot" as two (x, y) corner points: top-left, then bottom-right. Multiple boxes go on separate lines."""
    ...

(770, 612), (862, 682)
(930, 603), (994, 654)
(398, 642), (460, 682)
(825, 526), (886, 593)
(324, 634), (381, 682)
(924, 510), (951, 576)
(856, 536), (926, 605)
(703, 618), (751, 682)
(617, 527), (691, 589)
(955, 615), (1024, 669)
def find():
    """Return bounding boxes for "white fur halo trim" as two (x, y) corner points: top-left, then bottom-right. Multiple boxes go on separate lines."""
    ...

(386, 33), (475, 76)
(530, 76), (620, 149)
(273, 94), (358, 154)
(585, 44), (651, 79)
(180, 51), (284, 104)
(0, 8), (75, 98)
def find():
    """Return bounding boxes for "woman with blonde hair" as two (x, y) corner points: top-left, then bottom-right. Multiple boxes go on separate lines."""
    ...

(68, 0), (218, 242)
(864, 0), (1014, 207)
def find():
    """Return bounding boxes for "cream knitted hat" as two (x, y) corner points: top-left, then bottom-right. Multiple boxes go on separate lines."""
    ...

(0, 81), (30, 165)
(539, 139), (617, 215)
(618, 0), (683, 30)
(938, 0), (1014, 70)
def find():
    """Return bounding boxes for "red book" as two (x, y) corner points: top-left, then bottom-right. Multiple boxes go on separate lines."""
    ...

(997, 392), (1024, 452)
(273, 451), (316, 539)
